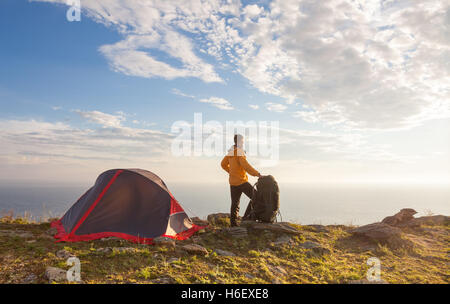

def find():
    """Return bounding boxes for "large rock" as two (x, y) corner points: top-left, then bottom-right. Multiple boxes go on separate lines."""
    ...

(351, 223), (410, 248)
(241, 221), (300, 235)
(299, 241), (331, 255)
(222, 227), (248, 238)
(409, 215), (449, 227)
(153, 236), (176, 248)
(382, 208), (417, 227)
(45, 266), (67, 283)
(213, 249), (236, 257)
(351, 223), (401, 241)
(181, 244), (208, 255)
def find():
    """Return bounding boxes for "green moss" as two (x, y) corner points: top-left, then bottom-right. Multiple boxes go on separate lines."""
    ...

(0, 214), (448, 284)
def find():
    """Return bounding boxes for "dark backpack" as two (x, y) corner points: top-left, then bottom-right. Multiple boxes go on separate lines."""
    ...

(249, 175), (280, 223)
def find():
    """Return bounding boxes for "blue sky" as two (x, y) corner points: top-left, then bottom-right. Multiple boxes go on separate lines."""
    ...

(0, 0), (292, 130)
(0, 0), (449, 185)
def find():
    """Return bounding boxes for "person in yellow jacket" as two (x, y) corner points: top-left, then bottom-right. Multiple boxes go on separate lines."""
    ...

(221, 134), (261, 226)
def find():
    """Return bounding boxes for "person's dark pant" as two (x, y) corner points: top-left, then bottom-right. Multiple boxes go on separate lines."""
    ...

(230, 182), (254, 226)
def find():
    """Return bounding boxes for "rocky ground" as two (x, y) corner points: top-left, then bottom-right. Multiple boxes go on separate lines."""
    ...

(0, 209), (448, 284)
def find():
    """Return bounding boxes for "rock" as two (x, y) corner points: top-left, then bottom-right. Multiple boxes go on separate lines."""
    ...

(263, 231), (275, 238)
(96, 247), (113, 254)
(222, 227), (248, 238)
(167, 257), (179, 263)
(150, 276), (174, 284)
(100, 237), (120, 241)
(351, 222), (413, 248)
(22, 273), (38, 284)
(299, 241), (321, 249)
(272, 278), (283, 284)
(191, 236), (201, 243)
(299, 241), (331, 255)
(45, 266), (67, 283)
(214, 249), (236, 257)
(46, 227), (58, 236)
(348, 279), (388, 284)
(351, 223), (402, 241)
(241, 221), (300, 235)
(191, 217), (209, 226)
(56, 249), (74, 259)
(0, 230), (33, 238)
(153, 236), (176, 248)
(272, 235), (293, 246)
(306, 225), (329, 233)
(207, 213), (230, 225)
(113, 247), (136, 253)
(409, 215), (449, 227)
(17, 232), (33, 238)
(181, 244), (208, 255)
(382, 209), (417, 227)
(38, 234), (54, 240)
(268, 265), (288, 277)
(359, 243), (377, 252)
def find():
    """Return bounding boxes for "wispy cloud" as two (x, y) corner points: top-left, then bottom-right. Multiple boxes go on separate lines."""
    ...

(266, 102), (287, 113)
(74, 110), (125, 128)
(0, 115), (174, 167)
(171, 88), (195, 99)
(199, 97), (234, 110)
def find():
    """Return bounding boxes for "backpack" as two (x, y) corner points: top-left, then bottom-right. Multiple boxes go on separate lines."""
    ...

(249, 175), (280, 223)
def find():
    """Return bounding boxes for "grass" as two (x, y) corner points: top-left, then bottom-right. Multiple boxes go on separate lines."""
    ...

(0, 214), (448, 284)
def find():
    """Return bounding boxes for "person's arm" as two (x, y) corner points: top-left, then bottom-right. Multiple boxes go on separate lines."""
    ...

(221, 156), (230, 173)
(238, 155), (260, 177)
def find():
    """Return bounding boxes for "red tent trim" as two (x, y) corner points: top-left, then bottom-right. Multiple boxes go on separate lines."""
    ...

(51, 219), (206, 244)
(69, 169), (124, 237)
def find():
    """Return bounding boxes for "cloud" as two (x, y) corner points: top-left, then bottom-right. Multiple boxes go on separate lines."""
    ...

(266, 102), (287, 112)
(0, 111), (175, 167)
(35, 0), (450, 130)
(74, 110), (125, 128)
(99, 33), (223, 83)
(199, 96), (234, 110)
(249, 104), (259, 110)
(236, 0), (450, 130)
(171, 88), (195, 99)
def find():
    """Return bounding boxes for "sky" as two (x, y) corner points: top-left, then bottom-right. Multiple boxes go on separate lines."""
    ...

(0, 0), (449, 186)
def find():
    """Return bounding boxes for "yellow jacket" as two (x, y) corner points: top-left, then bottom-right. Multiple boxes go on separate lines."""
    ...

(221, 146), (260, 186)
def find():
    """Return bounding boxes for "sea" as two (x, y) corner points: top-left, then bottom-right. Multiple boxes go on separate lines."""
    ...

(0, 182), (448, 225)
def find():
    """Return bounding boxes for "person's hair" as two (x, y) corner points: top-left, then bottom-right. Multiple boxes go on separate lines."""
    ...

(234, 134), (243, 146)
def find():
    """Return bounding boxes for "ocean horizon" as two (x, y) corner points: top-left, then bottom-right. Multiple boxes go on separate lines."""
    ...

(1, 181), (448, 226)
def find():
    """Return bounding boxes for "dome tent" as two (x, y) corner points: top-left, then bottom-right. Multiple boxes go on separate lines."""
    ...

(51, 169), (204, 244)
